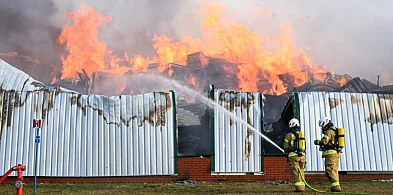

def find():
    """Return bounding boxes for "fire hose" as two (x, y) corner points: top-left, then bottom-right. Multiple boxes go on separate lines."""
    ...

(0, 164), (26, 195)
(297, 168), (375, 195)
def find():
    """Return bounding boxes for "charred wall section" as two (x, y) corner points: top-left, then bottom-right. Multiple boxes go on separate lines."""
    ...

(0, 87), (177, 177)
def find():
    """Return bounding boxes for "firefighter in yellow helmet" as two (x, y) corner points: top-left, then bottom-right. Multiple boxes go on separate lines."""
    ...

(283, 118), (306, 192)
(314, 117), (342, 192)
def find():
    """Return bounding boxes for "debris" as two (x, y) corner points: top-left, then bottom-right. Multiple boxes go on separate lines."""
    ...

(172, 180), (203, 186)
(264, 180), (292, 185)
(372, 179), (393, 182)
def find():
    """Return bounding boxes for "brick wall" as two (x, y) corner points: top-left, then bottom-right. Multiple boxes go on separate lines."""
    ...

(3, 157), (393, 183)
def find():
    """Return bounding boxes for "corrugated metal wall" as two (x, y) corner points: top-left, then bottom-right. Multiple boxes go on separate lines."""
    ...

(297, 92), (393, 172)
(0, 89), (177, 176)
(211, 87), (263, 173)
(0, 59), (43, 91)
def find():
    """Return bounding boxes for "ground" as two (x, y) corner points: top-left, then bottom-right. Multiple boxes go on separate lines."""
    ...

(0, 180), (391, 195)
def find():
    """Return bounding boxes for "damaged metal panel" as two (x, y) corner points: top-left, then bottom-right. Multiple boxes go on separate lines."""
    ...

(211, 86), (263, 173)
(0, 59), (45, 91)
(0, 59), (177, 176)
(0, 90), (177, 176)
(296, 92), (393, 172)
(0, 60), (177, 177)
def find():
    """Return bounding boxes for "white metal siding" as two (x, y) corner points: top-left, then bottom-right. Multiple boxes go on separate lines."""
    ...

(0, 59), (43, 91)
(213, 89), (263, 173)
(297, 92), (393, 172)
(0, 89), (177, 177)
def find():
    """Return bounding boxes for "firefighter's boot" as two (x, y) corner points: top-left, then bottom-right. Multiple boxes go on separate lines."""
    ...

(331, 185), (341, 192)
(294, 186), (305, 193)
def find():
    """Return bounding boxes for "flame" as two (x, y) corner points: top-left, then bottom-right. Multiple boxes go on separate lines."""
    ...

(58, 3), (130, 80)
(150, 2), (327, 94)
(337, 77), (349, 86)
(188, 73), (199, 89)
(124, 52), (154, 72)
(51, 77), (58, 85)
(57, 2), (342, 95)
(179, 97), (196, 104)
(116, 84), (127, 94)
(167, 68), (174, 77)
(198, 52), (210, 68)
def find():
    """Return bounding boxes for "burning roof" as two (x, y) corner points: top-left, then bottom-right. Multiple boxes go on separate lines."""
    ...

(40, 2), (354, 97)
(0, 1), (363, 99)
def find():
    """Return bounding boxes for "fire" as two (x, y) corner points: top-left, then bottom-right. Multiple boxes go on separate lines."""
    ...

(167, 68), (174, 77)
(57, 1), (343, 95)
(150, 2), (327, 94)
(124, 52), (154, 73)
(337, 77), (349, 86)
(58, 3), (130, 80)
(179, 97), (196, 104)
(152, 35), (200, 72)
(188, 74), (199, 89)
(116, 84), (127, 94)
(51, 77), (58, 85)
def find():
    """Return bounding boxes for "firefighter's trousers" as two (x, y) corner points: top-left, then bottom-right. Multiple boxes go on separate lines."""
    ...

(323, 153), (341, 191)
(288, 155), (306, 191)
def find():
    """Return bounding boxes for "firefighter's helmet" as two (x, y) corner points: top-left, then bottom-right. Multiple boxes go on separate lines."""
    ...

(318, 117), (331, 127)
(289, 118), (300, 128)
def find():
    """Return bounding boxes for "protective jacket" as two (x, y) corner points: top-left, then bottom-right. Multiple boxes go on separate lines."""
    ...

(283, 131), (306, 192)
(314, 126), (342, 192)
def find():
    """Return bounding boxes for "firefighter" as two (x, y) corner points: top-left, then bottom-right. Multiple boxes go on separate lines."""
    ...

(283, 118), (306, 192)
(314, 117), (342, 192)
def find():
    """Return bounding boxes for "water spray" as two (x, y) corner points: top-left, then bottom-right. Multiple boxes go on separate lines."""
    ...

(127, 73), (285, 153)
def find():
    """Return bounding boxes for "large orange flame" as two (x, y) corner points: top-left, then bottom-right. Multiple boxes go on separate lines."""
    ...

(150, 2), (327, 94)
(58, 3), (130, 80)
(58, 2), (347, 95)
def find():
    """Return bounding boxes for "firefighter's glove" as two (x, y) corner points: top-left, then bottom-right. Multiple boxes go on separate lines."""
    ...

(314, 140), (320, 145)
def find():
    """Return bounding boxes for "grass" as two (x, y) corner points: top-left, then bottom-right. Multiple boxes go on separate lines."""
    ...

(0, 180), (392, 195)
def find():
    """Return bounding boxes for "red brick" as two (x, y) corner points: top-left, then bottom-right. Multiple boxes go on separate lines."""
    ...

(0, 156), (390, 184)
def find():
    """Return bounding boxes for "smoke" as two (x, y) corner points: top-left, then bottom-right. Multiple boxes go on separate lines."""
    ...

(96, 72), (284, 152)
(208, 0), (393, 83)
(93, 73), (188, 97)
(381, 72), (393, 86)
(1, 0), (392, 85)
(265, 0), (393, 83)
(0, 0), (192, 63)
(50, 0), (194, 57)
(0, 0), (62, 65)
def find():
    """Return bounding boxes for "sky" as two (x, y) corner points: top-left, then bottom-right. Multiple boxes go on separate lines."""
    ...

(1, 0), (393, 85)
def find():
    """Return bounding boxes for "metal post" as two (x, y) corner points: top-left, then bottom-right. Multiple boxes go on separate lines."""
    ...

(33, 128), (40, 194)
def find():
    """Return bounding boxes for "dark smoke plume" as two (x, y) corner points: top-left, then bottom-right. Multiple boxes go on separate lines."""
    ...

(0, 0), (187, 65)
(0, 0), (62, 65)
